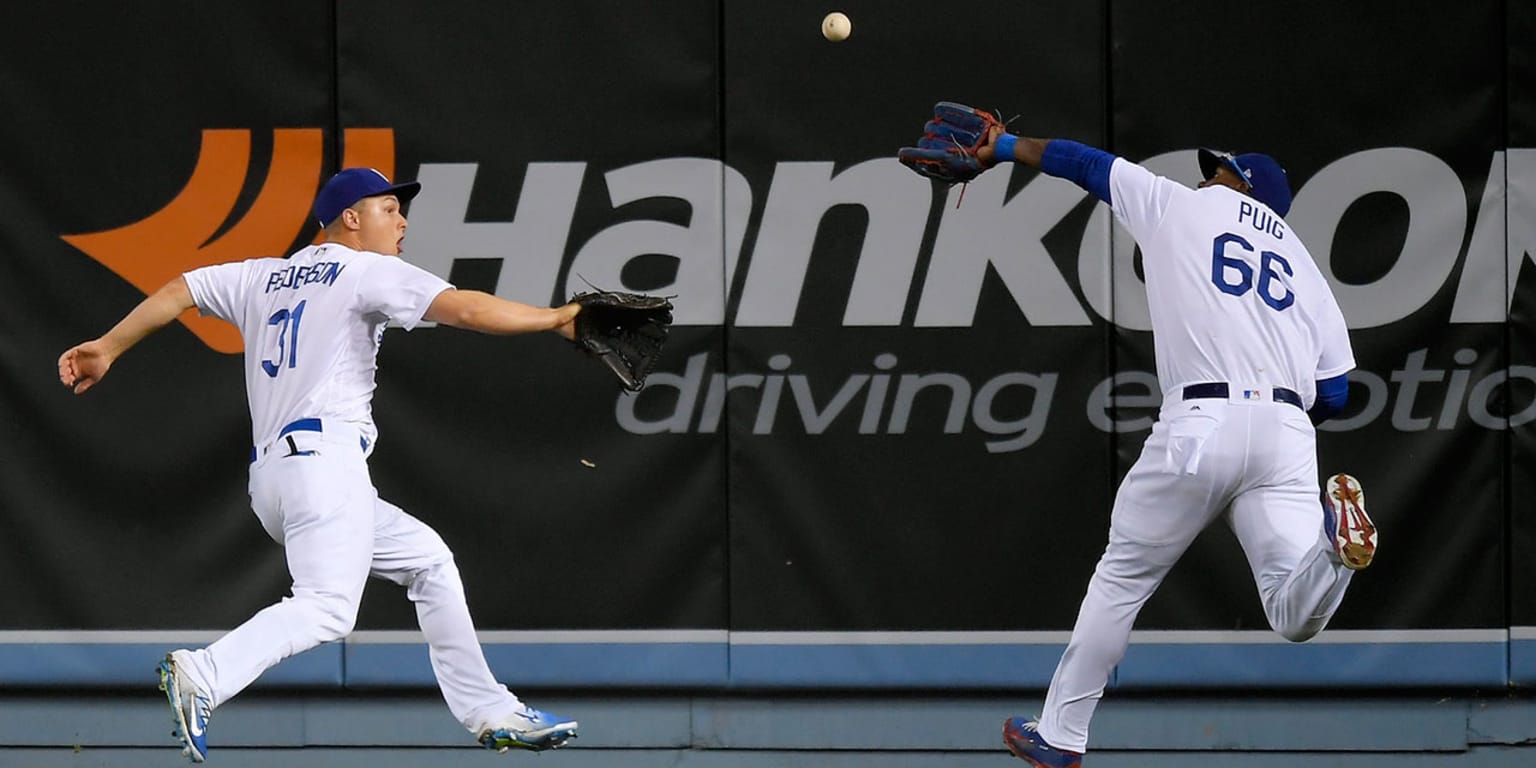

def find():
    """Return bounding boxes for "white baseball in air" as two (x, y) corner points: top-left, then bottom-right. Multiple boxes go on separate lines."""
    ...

(822, 11), (852, 42)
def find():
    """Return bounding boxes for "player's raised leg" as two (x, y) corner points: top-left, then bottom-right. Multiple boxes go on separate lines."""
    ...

(1227, 470), (1374, 642)
(1228, 485), (1351, 641)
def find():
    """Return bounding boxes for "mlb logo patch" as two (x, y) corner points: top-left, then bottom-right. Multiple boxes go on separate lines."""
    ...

(1242, 389), (1261, 400)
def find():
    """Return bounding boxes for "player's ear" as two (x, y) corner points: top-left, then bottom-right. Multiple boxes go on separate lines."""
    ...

(341, 206), (361, 230)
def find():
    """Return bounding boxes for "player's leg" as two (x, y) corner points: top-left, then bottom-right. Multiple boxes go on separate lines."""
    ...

(1023, 525), (1190, 758)
(1028, 405), (1231, 756)
(1226, 408), (1354, 641)
(173, 445), (374, 708)
(368, 498), (577, 751)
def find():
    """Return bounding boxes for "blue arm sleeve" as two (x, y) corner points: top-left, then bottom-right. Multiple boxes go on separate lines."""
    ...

(1308, 373), (1350, 425)
(1039, 140), (1117, 206)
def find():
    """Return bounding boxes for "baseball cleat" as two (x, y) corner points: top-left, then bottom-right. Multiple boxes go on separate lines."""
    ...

(478, 707), (579, 753)
(1323, 473), (1377, 570)
(1003, 717), (1081, 768)
(157, 652), (212, 763)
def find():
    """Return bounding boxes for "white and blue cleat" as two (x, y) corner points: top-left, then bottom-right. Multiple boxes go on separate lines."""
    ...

(479, 707), (579, 753)
(157, 652), (212, 763)
(1323, 473), (1377, 571)
(1003, 717), (1082, 768)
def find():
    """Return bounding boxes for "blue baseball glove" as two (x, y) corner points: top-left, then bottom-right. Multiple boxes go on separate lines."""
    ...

(897, 102), (1005, 185)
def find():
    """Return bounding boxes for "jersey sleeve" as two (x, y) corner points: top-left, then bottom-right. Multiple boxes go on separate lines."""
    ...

(1314, 291), (1356, 379)
(354, 256), (454, 330)
(183, 261), (256, 324)
(1039, 140), (1116, 204)
(1107, 158), (1181, 244)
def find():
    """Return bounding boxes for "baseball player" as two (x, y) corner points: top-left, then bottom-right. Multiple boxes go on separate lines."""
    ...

(58, 168), (584, 762)
(970, 132), (1379, 768)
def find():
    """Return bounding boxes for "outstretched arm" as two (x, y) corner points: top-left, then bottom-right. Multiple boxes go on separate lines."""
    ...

(980, 126), (1118, 205)
(58, 276), (195, 394)
(424, 289), (581, 341)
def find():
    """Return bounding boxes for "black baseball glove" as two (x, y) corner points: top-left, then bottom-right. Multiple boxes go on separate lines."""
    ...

(897, 101), (1005, 185)
(570, 290), (674, 392)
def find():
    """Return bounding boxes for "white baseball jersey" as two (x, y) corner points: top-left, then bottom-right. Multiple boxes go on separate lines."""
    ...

(183, 243), (452, 449)
(1037, 157), (1363, 754)
(1108, 159), (1353, 405)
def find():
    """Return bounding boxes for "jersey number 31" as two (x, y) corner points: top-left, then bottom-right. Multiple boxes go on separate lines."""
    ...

(262, 300), (307, 377)
(1211, 233), (1294, 311)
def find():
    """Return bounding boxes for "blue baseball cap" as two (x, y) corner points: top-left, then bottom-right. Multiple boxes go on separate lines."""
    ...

(1198, 148), (1291, 217)
(313, 168), (421, 227)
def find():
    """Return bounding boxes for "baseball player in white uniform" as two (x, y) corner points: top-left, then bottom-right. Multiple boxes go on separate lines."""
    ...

(969, 132), (1379, 768)
(59, 168), (584, 762)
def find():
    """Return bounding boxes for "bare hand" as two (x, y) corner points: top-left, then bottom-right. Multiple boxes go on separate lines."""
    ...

(553, 305), (578, 342)
(977, 124), (1005, 168)
(58, 340), (114, 394)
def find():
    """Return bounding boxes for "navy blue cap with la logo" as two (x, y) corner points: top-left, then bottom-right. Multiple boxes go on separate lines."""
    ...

(313, 168), (421, 227)
(1197, 148), (1292, 217)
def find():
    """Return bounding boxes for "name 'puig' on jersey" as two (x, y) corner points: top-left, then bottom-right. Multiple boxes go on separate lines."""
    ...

(1236, 200), (1285, 240)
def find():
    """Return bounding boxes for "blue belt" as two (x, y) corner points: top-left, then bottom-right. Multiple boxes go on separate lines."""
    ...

(249, 418), (369, 463)
(1183, 382), (1304, 410)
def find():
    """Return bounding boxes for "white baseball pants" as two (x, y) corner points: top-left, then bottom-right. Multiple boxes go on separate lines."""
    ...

(1037, 395), (1355, 753)
(172, 421), (525, 734)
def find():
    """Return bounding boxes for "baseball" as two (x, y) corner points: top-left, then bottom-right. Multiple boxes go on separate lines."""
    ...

(821, 11), (851, 42)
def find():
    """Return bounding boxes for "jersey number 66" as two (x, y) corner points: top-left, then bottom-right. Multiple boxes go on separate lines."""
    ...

(1210, 233), (1295, 312)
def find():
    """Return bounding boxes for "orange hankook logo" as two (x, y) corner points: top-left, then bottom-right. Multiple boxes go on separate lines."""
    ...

(61, 128), (395, 353)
